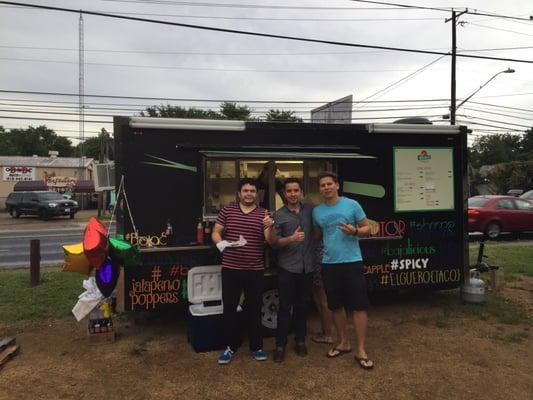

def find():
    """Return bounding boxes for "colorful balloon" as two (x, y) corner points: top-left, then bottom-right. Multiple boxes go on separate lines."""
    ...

(109, 235), (141, 267)
(62, 242), (93, 276)
(95, 257), (120, 298)
(83, 217), (109, 268)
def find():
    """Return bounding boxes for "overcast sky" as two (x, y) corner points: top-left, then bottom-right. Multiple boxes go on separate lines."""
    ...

(0, 0), (531, 147)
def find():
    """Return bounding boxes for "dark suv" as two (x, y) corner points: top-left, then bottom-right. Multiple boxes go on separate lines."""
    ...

(5, 191), (79, 219)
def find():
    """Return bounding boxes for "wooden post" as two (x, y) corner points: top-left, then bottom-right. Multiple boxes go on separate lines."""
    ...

(30, 239), (40, 286)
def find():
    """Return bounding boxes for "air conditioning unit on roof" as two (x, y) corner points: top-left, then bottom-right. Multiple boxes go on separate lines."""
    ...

(93, 162), (115, 192)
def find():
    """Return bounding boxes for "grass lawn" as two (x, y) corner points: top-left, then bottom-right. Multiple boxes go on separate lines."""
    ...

(469, 241), (533, 278)
(0, 269), (83, 324)
(0, 243), (531, 325)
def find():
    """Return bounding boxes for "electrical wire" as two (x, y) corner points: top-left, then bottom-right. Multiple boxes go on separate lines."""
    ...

(355, 55), (446, 110)
(463, 107), (533, 122)
(0, 2), (531, 64)
(0, 45), (450, 57)
(0, 89), (451, 104)
(350, 0), (532, 21)
(466, 22), (533, 37)
(0, 57), (429, 73)
(469, 101), (533, 114)
(98, 0), (404, 11)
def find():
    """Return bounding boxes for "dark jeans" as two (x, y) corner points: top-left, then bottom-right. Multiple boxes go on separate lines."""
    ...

(276, 268), (312, 347)
(222, 268), (264, 352)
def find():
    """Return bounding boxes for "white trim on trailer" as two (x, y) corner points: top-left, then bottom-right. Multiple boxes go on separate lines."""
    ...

(367, 124), (463, 134)
(129, 117), (246, 131)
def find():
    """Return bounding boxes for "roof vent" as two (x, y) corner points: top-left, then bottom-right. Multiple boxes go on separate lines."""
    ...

(32, 154), (38, 158)
(48, 150), (59, 158)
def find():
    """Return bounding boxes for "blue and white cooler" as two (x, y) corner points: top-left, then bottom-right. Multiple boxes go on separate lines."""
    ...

(187, 265), (225, 352)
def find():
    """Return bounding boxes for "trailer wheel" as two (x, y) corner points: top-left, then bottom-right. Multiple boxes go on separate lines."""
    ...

(261, 279), (279, 337)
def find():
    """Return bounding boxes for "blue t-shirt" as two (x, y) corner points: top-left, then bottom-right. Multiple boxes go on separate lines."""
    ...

(312, 197), (366, 264)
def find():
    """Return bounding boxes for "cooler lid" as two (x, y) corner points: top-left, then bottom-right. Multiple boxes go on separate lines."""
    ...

(187, 265), (222, 304)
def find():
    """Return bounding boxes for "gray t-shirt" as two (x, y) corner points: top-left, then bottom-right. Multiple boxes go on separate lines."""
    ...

(273, 203), (316, 273)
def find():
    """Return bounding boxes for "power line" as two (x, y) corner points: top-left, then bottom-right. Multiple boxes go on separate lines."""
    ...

(455, 119), (526, 132)
(469, 101), (533, 114)
(1, 2), (531, 64)
(355, 55), (446, 110)
(0, 7), (444, 21)
(98, 0), (404, 10)
(0, 101), (446, 113)
(0, 44), (449, 56)
(0, 57), (428, 73)
(350, 0), (532, 21)
(463, 107), (533, 122)
(456, 114), (531, 128)
(467, 22), (533, 37)
(0, 115), (111, 123)
(0, 89), (450, 104)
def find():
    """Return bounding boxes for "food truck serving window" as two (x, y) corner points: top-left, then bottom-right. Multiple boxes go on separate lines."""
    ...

(202, 153), (340, 218)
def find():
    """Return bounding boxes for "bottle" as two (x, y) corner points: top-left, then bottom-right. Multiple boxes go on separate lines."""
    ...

(204, 221), (212, 244)
(165, 219), (173, 245)
(196, 218), (205, 245)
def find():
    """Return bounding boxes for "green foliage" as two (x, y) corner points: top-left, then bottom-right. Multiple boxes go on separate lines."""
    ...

(139, 103), (301, 122)
(469, 129), (533, 192)
(140, 104), (223, 119)
(76, 128), (114, 160)
(469, 133), (523, 168)
(0, 125), (75, 157)
(219, 101), (252, 120)
(487, 161), (533, 194)
(264, 109), (303, 122)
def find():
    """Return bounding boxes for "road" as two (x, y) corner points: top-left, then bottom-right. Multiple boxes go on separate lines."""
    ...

(0, 224), (530, 269)
(0, 225), (115, 269)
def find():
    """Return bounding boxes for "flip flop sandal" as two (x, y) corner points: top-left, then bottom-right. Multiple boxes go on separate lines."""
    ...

(327, 347), (352, 358)
(312, 335), (334, 345)
(355, 356), (374, 370)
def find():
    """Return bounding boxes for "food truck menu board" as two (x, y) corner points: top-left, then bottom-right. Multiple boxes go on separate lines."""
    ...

(393, 147), (454, 212)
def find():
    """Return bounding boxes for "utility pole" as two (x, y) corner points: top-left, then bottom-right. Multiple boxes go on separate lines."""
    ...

(445, 9), (467, 126)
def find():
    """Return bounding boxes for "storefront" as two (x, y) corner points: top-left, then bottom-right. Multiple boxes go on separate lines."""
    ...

(0, 156), (94, 207)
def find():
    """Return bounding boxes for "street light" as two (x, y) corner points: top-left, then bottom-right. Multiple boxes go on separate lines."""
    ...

(445, 67), (515, 123)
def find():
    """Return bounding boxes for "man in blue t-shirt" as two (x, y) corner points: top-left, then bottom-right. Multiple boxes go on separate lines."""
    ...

(312, 172), (374, 370)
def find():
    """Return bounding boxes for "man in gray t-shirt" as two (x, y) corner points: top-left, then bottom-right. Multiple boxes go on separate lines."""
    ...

(266, 178), (316, 363)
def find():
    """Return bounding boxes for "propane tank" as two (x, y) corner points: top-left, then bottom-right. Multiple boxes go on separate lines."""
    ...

(461, 269), (486, 303)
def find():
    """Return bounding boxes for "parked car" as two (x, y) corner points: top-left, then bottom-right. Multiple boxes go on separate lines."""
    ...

(468, 195), (533, 239)
(520, 190), (533, 201)
(5, 191), (79, 219)
(506, 189), (524, 197)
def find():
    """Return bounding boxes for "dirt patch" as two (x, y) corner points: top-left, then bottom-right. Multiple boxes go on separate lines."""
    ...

(1, 283), (531, 400)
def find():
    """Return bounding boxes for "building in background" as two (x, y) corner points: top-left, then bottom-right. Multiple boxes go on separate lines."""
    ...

(0, 154), (94, 208)
(310, 95), (353, 124)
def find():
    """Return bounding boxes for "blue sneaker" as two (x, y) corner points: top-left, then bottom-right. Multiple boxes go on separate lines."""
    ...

(252, 349), (267, 361)
(218, 347), (234, 365)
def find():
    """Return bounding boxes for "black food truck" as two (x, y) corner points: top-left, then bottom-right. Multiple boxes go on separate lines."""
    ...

(113, 117), (469, 338)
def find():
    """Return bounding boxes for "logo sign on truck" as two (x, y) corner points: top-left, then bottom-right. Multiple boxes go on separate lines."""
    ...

(3, 166), (35, 181)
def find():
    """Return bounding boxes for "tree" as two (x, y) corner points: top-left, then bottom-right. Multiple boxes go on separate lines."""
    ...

(219, 102), (252, 120)
(264, 109), (303, 122)
(140, 104), (223, 119)
(468, 133), (522, 168)
(76, 128), (113, 160)
(0, 125), (74, 157)
(519, 127), (533, 161)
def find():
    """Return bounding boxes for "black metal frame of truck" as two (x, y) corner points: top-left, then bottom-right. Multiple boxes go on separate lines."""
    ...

(113, 117), (469, 330)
